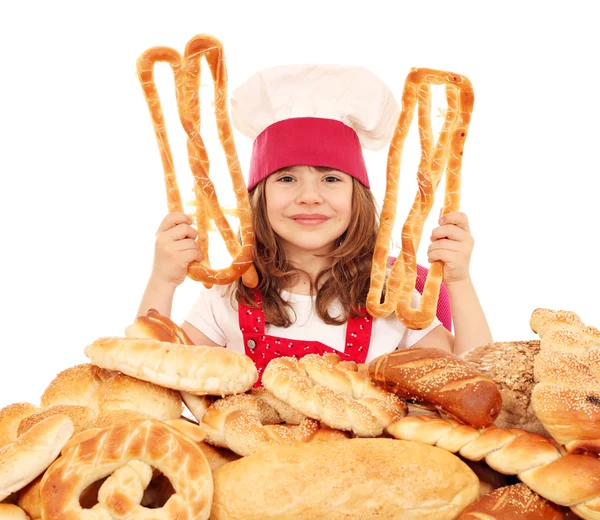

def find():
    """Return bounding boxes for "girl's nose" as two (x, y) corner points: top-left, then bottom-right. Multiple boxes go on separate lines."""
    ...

(295, 180), (323, 204)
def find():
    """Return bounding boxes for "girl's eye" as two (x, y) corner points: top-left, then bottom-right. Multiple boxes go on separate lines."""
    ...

(277, 175), (295, 182)
(324, 176), (341, 182)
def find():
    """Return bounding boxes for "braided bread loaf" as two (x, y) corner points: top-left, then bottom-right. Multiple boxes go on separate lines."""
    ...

(387, 415), (600, 519)
(529, 309), (600, 447)
(262, 353), (407, 436)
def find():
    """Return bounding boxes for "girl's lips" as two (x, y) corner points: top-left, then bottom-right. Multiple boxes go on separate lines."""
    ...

(290, 214), (330, 225)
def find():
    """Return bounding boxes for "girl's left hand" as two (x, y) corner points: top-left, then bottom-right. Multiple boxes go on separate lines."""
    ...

(427, 212), (474, 285)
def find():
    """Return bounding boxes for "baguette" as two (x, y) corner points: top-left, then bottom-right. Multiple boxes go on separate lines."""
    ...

(369, 347), (502, 427)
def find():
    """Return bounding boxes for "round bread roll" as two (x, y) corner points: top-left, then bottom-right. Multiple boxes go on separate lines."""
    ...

(457, 483), (578, 519)
(40, 364), (113, 409)
(211, 438), (479, 519)
(93, 372), (183, 420)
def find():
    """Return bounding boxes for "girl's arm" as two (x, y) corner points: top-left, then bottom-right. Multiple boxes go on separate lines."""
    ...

(423, 211), (493, 356)
(446, 277), (492, 356)
(410, 276), (492, 357)
(137, 277), (177, 318)
(181, 321), (223, 347)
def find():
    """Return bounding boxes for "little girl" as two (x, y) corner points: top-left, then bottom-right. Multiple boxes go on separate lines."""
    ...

(137, 64), (492, 380)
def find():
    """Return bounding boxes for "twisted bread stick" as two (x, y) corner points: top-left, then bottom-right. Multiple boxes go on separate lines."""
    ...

(367, 68), (474, 329)
(137, 34), (258, 288)
(387, 415), (600, 519)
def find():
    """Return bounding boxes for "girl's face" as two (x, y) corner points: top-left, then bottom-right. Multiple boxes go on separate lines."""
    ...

(265, 165), (353, 256)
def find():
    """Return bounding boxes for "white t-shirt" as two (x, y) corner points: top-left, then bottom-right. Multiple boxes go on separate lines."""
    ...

(184, 285), (442, 363)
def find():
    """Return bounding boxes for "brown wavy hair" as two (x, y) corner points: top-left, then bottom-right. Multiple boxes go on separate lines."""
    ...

(234, 167), (380, 326)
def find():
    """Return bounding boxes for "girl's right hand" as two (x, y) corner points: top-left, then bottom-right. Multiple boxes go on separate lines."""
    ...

(151, 212), (202, 288)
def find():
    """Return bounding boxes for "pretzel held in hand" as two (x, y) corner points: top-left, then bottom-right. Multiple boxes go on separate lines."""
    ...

(137, 34), (258, 289)
(367, 68), (474, 329)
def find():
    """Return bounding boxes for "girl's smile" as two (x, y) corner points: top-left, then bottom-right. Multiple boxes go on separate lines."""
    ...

(289, 213), (331, 226)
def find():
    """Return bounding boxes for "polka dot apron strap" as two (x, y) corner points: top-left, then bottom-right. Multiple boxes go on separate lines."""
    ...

(238, 292), (265, 334)
(238, 291), (265, 355)
(343, 309), (373, 364)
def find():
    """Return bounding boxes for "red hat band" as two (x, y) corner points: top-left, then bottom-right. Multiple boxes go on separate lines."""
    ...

(247, 117), (369, 190)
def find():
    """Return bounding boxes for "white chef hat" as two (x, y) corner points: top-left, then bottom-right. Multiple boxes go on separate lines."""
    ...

(230, 64), (400, 190)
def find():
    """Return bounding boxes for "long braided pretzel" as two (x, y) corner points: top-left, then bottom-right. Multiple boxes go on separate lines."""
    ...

(137, 34), (258, 288)
(367, 68), (474, 329)
(387, 415), (600, 519)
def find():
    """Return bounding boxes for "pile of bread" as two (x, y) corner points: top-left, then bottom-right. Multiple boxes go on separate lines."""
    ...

(0, 308), (597, 519)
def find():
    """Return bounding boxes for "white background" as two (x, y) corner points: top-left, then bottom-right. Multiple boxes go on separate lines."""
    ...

(1, 0), (598, 410)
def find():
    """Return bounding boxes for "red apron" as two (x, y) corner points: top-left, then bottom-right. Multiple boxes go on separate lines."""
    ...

(238, 292), (373, 386)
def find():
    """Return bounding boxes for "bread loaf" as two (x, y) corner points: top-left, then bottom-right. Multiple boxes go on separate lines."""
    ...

(211, 438), (479, 519)
(85, 336), (258, 395)
(369, 347), (502, 427)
